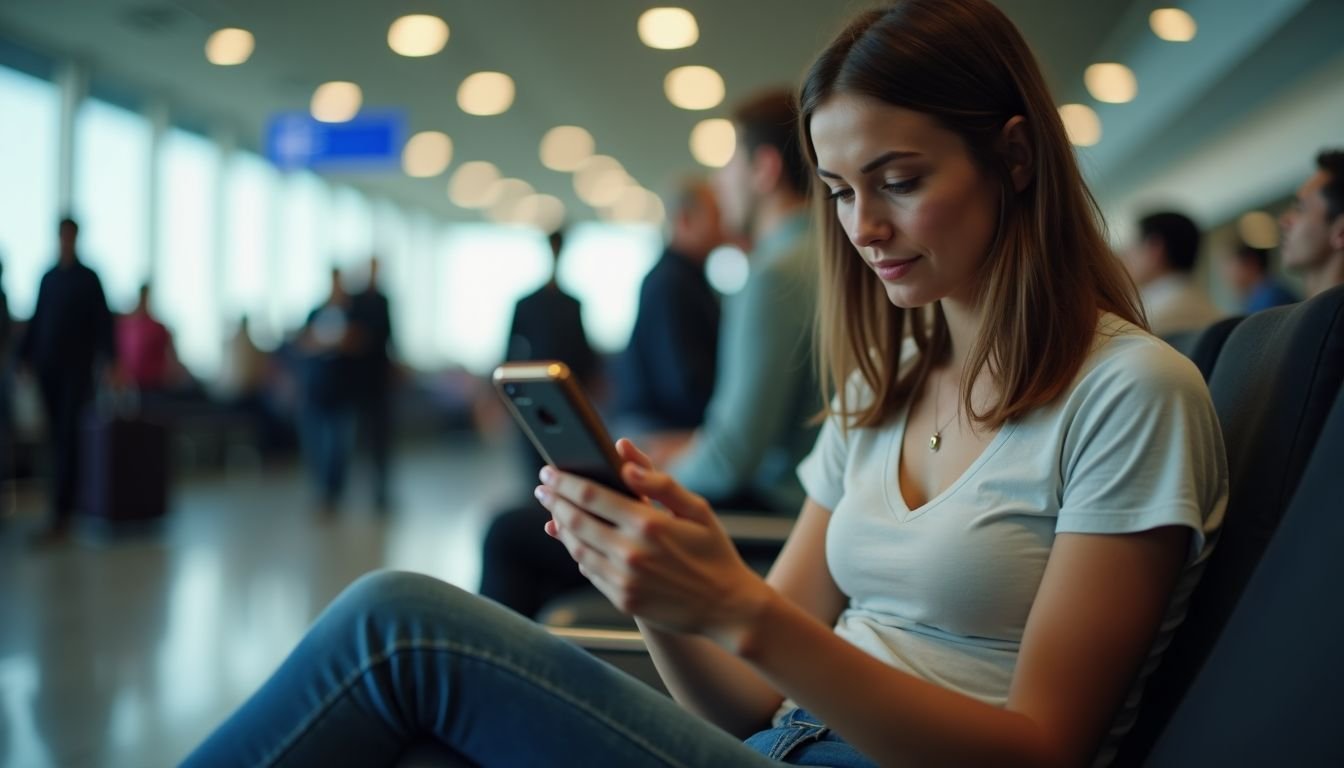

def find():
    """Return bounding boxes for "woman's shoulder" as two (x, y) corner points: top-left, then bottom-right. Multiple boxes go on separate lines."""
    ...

(1073, 313), (1207, 402)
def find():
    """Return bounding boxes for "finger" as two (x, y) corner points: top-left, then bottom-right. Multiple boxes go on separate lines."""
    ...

(621, 465), (715, 525)
(576, 561), (631, 614)
(616, 438), (655, 470)
(537, 485), (632, 565)
(541, 466), (655, 533)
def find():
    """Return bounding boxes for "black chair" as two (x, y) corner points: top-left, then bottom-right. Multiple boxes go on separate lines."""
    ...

(1173, 315), (1245, 381)
(1117, 285), (1344, 764)
(1146, 385), (1344, 766)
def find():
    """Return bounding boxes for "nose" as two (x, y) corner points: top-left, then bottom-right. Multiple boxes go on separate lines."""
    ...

(849, 193), (893, 250)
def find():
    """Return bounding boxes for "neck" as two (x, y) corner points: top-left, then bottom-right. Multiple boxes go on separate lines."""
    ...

(750, 192), (807, 244)
(938, 293), (984, 376)
(1305, 253), (1344, 299)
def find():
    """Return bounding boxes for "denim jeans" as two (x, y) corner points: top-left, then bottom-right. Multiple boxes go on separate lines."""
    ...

(183, 571), (877, 767)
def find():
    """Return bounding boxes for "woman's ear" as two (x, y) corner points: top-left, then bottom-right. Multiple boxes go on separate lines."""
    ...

(999, 116), (1033, 192)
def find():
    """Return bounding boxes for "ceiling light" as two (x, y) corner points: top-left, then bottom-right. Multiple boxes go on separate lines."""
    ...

(402, 131), (453, 178)
(573, 155), (629, 208)
(1058, 104), (1101, 147)
(510, 193), (567, 232)
(311, 81), (362, 123)
(608, 186), (666, 226)
(388, 14), (449, 57)
(1084, 63), (1137, 104)
(1238, 211), (1280, 250)
(664, 66), (724, 111)
(690, 118), (735, 167)
(540, 126), (595, 172)
(638, 8), (699, 50)
(448, 161), (500, 208)
(1150, 8), (1197, 42)
(458, 72), (515, 116)
(205, 28), (254, 66)
(486, 178), (536, 222)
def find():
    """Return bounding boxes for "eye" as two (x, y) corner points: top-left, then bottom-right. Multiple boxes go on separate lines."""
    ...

(826, 188), (854, 204)
(882, 177), (921, 195)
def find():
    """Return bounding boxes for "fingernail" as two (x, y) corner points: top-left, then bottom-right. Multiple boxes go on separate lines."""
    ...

(534, 486), (549, 502)
(539, 466), (555, 483)
(628, 465), (646, 479)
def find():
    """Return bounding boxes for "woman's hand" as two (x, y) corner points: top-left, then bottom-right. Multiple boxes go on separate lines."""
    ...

(536, 439), (772, 648)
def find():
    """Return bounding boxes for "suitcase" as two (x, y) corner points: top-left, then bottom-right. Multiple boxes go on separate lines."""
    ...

(81, 414), (169, 523)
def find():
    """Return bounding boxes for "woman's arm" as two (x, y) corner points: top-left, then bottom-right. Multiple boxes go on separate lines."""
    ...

(638, 497), (849, 737)
(541, 457), (1190, 766)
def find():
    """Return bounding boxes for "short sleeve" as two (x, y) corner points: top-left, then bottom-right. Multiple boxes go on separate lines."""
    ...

(797, 403), (848, 510)
(1057, 339), (1228, 563)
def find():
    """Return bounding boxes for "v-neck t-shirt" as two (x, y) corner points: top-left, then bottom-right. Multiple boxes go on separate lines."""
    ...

(795, 314), (1228, 763)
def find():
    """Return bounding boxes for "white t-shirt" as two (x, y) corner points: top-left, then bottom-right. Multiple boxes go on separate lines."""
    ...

(796, 314), (1228, 765)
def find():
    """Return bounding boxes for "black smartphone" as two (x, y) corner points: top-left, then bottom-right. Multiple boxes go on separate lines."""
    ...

(493, 361), (637, 498)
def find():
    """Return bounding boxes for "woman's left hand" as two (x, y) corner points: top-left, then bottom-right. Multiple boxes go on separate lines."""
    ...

(536, 439), (771, 646)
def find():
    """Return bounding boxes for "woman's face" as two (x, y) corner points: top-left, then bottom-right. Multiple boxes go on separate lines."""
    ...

(809, 93), (1001, 309)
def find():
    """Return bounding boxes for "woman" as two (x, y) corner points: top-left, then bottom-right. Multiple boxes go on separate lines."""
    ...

(185, 1), (1225, 765)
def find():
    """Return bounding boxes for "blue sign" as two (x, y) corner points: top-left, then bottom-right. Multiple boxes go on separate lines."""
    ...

(265, 109), (408, 171)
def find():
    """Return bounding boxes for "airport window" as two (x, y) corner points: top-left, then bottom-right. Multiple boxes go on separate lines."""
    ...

(274, 171), (331, 334)
(0, 65), (59, 318)
(155, 127), (220, 377)
(73, 97), (152, 312)
(221, 151), (277, 346)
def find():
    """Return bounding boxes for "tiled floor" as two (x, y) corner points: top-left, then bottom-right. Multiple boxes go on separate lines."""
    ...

(0, 436), (529, 768)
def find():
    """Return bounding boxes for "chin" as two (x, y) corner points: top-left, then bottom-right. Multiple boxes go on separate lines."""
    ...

(883, 284), (938, 310)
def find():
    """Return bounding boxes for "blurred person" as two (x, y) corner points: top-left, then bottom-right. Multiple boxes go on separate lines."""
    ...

(612, 178), (724, 434)
(348, 257), (396, 510)
(503, 228), (600, 481)
(1280, 149), (1344, 299)
(480, 90), (819, 616)
(298, 269), (358, 511)
(116, 283), (186, 396)
(1121, 211), (1223, 336)
(1219, 240), (1297, 313)
(186, 4), (1224, 765)
(18, 217), (116, 540)
(215, 315), (269, 402)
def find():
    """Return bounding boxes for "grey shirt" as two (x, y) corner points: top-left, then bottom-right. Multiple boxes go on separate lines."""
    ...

(670, 213), (820, 512)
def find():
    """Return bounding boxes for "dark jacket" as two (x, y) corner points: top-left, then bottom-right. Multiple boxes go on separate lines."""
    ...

(19, 259), (115, 380)
(506, 284), (599, 386)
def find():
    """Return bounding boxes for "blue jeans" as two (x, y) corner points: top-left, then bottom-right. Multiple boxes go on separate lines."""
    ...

(183, 571), (877, 767)
(300, 405), (356, 504)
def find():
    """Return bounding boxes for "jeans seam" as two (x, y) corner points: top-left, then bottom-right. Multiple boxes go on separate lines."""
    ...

(263, 638), (692, 768)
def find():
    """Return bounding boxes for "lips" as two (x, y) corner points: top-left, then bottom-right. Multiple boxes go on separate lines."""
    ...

(870, 256), (920, 281)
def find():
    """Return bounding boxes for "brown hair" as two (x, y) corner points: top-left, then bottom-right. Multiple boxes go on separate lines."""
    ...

(733, 90), (811, 197)
(799, 0), (1145, 430)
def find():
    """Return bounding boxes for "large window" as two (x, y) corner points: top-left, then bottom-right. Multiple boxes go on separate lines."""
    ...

(274, 172), (331, 333)
(221, 152), (276, 347)
(329, 186), (374, 273)
(557, 222), (660, 353)
(155, 128), (220, 378)
(73, 97), (151, 312)
(0, 65), (59, 318)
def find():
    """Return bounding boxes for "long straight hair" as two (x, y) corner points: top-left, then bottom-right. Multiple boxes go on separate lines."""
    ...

(799, 0), (1145, 430)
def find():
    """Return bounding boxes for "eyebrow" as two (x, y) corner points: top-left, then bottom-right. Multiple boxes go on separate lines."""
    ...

(816, 150), (920, 179)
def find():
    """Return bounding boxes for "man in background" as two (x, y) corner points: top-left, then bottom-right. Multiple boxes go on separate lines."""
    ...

(1219, 241), (1297, 313)
(19, 217), (116, 540)
(1281, 149), (1344, 299)
(348, 257), (395, 510)
(1122, 211), (1223, 336)
(612, 179), (724, 435)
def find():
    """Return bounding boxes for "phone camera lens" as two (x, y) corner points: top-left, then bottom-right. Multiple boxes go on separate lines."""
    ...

(504, 384), (518, 397)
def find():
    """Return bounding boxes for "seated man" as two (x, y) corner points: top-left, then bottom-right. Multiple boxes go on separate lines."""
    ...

(1219, 240), (1297, 313)
(480, 90), (821, 617)
(611, 178), (724, 435)
(1281, 148), (1344, 299)
(1122, 211), (1223, 336)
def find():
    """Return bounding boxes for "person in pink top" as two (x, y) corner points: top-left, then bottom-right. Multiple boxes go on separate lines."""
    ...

(116, 284), (182, 392)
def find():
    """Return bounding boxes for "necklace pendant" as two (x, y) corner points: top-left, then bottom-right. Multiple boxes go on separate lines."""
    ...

(929, 432), (941, 452)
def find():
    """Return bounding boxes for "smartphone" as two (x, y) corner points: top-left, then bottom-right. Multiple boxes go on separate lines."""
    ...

(493, 360), (636, 498)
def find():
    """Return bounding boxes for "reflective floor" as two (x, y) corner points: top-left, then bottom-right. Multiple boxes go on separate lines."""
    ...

(0, 437), (525, 768)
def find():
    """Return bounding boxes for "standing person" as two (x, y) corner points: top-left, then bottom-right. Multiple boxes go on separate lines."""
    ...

(1280, 149), (1344, 299)
(116, 283), (185, 399)
(1219, 240), (1298, 313)
(1121, 211), (1224, 336)
(479, 90), (820, 616)
(184, 2), (1226, 766)
(503, 228), (600, 480)
(298, 269), (357, 512)
(612, 178), (724, 434)
(348, 257), (395, 510)
(18, 217), (116, 541)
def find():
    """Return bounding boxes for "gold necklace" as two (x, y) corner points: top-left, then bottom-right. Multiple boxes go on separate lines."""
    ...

(929, 370), (957, 453)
